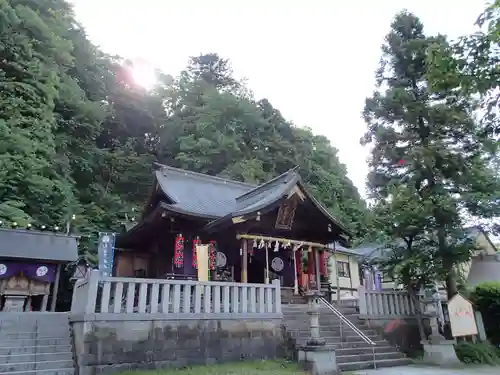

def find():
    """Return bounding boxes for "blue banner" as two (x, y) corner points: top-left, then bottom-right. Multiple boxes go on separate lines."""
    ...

(98, 232), (116, 277)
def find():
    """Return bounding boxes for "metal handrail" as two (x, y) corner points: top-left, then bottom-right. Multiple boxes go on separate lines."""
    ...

(319, 297), (377, 369)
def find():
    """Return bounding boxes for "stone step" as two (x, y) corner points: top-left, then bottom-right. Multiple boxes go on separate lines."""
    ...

(0, 332), (70, 339)
(284, 322), (371, 331)
(0, 352), (73, 364)
(0, 368), (74, 375)
(0, 338), (71, 347)
(283, 312), (359, 321)
(290, 332), (380, 341)
(335, 345), (397, 356)
(338, 357), (412, 372)
(336, 351), (405, 364)
(0, 313), (69, 323)
(294, 340), (388, 349)
(293, 337), (382, 347)
(290, 328), (380, 340)
(0, 359), (74, 373)
(0, 345), (72, 356)
(282, 307), (358, 313)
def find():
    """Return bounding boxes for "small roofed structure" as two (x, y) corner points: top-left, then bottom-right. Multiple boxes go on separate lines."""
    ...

(116, 163), (352, 294)
(0, 228), (78, 312)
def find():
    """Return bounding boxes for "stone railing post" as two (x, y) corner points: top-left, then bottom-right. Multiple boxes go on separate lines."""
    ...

(358, 285), (367, 316)
(84, 269), (100, 314)
(272, 279), (282, 313)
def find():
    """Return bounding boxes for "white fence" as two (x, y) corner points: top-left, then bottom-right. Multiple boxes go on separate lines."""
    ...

(358, 286), (422, 318)
(71, 270), (282, 315)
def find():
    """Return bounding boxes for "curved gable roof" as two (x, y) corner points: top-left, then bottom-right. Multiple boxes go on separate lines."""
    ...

(150, 163), (351, 238)
(155, 164), (254, 218)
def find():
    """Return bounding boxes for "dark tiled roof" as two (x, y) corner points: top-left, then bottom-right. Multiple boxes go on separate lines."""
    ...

(325, 242), (361, 256)
(0, 228), (78, 262)
(154, 163), (351, 236)
(155, 164), (256, 218)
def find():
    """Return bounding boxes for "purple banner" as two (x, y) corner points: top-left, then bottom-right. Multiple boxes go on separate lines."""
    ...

(0, 261), (57, 283)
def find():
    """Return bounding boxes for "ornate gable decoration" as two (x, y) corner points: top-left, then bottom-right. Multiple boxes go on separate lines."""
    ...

(275, 197), (298, 230)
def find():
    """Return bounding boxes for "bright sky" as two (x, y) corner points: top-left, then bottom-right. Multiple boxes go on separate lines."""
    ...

(72, 0), (487, 197)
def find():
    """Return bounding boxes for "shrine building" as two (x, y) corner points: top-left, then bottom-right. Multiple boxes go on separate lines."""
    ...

(115, 163), (353, 295)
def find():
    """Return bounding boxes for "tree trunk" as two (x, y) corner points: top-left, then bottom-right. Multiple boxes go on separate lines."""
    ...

(408, 286), (427, 342)
(445, 266), (458, 299)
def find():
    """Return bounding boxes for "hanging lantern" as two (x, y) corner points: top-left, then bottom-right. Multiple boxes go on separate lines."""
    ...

(71, 258), (89, 280)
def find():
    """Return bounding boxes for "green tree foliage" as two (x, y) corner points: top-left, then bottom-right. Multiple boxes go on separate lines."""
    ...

(362, 11), (500, 298)
(0, 0), (371, 257)
(427, 0), (500, 139)
(470, 281), (500, 345)
(155, 53), (371, 237)
(0, 0), (76, 227)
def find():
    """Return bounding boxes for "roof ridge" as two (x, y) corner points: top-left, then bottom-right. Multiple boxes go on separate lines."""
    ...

(0, 227), (79, 239)
(156, 163), (257, 188)
(236, 166), (300, 202)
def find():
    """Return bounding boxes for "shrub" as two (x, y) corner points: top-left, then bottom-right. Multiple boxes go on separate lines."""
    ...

(455, 342), (500, 365)
(469, 281), (500, 345)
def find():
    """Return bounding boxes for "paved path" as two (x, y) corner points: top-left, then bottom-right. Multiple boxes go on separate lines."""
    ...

(354, 365), (500, 375)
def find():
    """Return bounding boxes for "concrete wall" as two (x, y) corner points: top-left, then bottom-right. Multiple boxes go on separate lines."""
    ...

(71, 313), (287, 375)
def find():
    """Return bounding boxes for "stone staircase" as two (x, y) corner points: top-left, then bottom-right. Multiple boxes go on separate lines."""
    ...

(282, 303), (411, 372)
(0, 313), (75, 375)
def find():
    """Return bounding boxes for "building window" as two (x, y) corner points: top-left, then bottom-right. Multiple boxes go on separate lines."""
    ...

(382, 272), (393, 282)
(337, 261), (350, 278)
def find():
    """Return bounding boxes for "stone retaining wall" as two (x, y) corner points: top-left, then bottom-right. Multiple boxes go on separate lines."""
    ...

(71, 313), (287, 375)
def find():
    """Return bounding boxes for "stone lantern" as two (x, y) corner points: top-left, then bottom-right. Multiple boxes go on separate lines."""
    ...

(421, 286), (460, 365)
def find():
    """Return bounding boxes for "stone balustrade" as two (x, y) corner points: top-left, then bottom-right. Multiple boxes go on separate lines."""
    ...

(358, 286), (421, 318)
(71, 270), (282, 316)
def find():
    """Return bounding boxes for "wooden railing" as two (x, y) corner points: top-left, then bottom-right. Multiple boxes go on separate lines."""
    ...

(358, 286), (422, 318)
(71, 270), (282, 316)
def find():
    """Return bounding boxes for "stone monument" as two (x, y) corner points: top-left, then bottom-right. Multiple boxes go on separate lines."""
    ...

(298, 291), (340, 375)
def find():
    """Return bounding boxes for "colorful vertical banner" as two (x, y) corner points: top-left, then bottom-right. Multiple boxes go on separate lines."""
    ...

(98, 232), (116, 277)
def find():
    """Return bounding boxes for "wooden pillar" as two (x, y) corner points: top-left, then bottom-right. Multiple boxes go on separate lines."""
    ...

(50, 264), (62, 312)
(241, 239), (248, 283)
(334, 252), (340, 303)
(314, 248), (321, 293)
(25, 296), (32, 312)
(307, 247), (314, 290)
(41, 294), (49, 312)
(293, 247), (299, 295)
(265, 244), (270, 284)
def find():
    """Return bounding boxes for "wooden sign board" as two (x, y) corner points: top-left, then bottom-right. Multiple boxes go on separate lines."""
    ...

(275, 197), (298, 230)
(447, 294), (478, 337)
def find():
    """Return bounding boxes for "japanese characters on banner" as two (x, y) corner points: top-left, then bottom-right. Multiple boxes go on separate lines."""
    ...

(98, 232), (116, 277)
(174, 234), (184, 268)
(447, 294), (478, 337)
(192, 237), (201, 268)
(173, 235), (217, 270)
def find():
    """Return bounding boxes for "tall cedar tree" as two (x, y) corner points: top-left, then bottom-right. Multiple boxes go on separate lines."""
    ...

(362, 11), (500, 298)
(427, 1), (500, 140)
